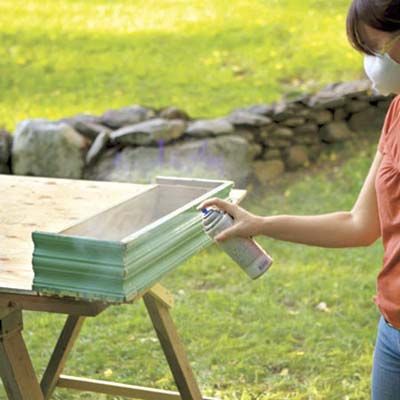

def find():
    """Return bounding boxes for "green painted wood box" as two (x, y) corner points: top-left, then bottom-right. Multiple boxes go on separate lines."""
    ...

(32, 176), (235, 302)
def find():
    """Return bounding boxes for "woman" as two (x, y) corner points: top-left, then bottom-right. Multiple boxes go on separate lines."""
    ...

(197, 1), (400, 398)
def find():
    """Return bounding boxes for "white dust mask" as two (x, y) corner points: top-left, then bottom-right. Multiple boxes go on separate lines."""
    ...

(364, 53), (400, 95)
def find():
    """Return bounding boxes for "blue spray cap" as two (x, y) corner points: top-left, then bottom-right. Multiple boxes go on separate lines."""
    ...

(201, 207), (221, 218)
(201, 207), (217, 217)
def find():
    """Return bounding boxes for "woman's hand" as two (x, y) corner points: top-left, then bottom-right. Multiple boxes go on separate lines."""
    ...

(196, 197), (264, 242)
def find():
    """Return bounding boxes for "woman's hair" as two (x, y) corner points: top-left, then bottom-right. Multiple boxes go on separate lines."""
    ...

(347, 0), (400, 55)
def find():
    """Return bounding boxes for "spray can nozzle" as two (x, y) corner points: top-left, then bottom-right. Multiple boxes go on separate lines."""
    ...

(201, 207), (220, 218)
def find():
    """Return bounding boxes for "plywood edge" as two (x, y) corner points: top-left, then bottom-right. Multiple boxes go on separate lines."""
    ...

(31, 286), (128, 303)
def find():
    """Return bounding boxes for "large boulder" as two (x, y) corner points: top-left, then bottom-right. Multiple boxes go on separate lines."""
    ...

(84, 135), (255, 187)
(12, 119), (87, 178)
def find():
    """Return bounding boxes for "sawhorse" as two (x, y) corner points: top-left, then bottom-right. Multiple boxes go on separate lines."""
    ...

(0, 284), (217, 400)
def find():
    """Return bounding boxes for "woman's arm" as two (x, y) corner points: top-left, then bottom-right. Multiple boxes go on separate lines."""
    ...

(258, 149), (382, 248)
(197, 150), (382, 248)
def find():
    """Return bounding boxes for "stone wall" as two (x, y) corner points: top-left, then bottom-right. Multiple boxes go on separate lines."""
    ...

(0, 79), (393, 188)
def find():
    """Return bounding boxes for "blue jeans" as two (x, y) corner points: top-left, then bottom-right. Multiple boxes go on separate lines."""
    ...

(372, 315), (400, 399)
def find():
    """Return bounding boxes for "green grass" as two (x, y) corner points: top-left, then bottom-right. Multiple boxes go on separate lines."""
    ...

(0, 132), (382, 400)
(1, 0), (364, 132)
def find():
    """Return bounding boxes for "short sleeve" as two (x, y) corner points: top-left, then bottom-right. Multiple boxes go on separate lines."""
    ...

(378, 96), (400, 154)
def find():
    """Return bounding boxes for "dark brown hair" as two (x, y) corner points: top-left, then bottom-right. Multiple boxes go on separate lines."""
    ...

(346, 0), (400, 55)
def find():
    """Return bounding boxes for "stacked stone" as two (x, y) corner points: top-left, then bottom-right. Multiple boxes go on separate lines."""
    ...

(5, 79), (394, 188)
(234, 80), (391, 184)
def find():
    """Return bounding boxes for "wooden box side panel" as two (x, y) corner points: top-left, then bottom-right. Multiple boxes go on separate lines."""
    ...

(32, 233), (126, 301)
(123, 222), (213, 298)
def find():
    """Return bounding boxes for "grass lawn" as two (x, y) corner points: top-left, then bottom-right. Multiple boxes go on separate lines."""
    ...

(0, 131), (382, 400)
(1, 0), (364, 132)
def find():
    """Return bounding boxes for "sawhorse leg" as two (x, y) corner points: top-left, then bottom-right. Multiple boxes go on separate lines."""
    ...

(40, 315), (85, 399)
(0, 308), (44, 400)
(143, 290), (203, 400)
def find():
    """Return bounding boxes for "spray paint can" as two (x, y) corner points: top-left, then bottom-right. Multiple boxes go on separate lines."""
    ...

(201, 208), (273, 279)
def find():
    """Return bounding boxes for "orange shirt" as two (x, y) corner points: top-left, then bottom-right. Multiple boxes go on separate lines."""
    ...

(375, 94), (400, 328)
